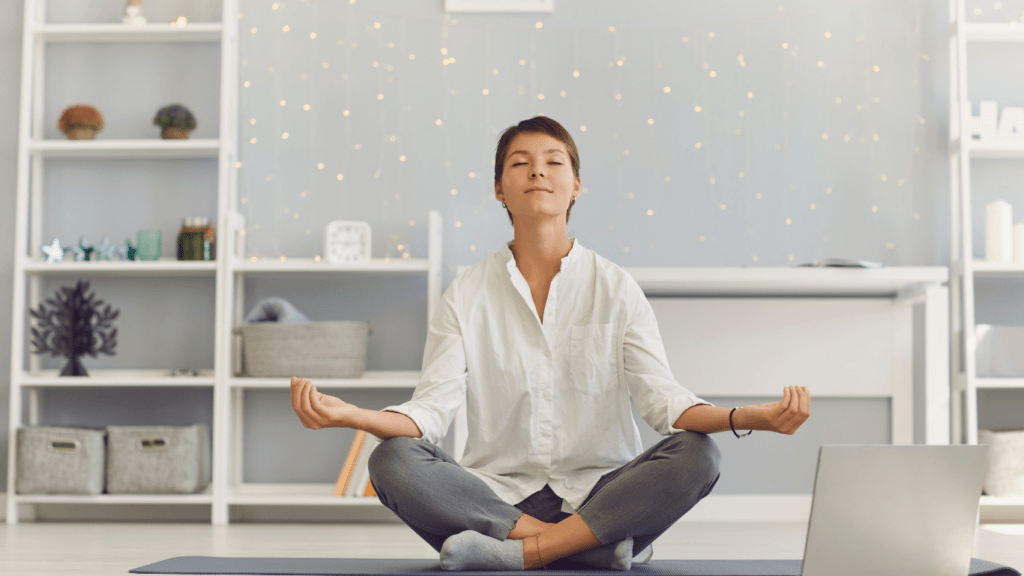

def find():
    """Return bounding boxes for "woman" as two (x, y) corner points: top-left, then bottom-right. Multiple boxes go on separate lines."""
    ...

(290, 116), (811, 571)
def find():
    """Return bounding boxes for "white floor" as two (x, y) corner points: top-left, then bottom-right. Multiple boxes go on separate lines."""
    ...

(1, 521), (1022, 575)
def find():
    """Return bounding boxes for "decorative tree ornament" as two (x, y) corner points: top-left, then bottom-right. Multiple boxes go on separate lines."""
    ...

(41, 237), (67, 263)
(28, 279), (119, 376)
(94, 236), (115, 261)
(72, 237), (94, 261)
(123, 0), (147, 25)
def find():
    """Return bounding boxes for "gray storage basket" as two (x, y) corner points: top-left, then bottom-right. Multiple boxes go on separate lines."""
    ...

(16, 426), (106, 495)
(105, 425), (211, 494)
(980, 428), (1024, 497)
(233, 321), (372, 378)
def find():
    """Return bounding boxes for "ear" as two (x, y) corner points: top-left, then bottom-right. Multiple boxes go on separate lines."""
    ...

(494, 181), (503, 202)
(573, 176), (581, 199)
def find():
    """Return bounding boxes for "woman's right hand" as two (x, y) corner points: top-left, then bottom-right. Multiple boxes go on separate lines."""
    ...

(290, 376), (360, 429)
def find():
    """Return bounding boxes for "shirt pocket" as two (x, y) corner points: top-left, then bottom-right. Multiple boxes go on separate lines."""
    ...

(568, 324), (618, 397)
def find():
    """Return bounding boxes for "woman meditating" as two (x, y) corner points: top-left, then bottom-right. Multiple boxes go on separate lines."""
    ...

(290, 116), (811, 571)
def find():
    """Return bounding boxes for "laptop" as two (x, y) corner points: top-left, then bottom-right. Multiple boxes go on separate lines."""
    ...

(801, 445), (988, 576)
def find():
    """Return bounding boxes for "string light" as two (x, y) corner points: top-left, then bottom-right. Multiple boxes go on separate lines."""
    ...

(236, 4), (925, 265)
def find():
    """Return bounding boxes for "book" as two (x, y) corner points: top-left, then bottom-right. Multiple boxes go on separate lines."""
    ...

(796, 257), (883, 268)
(363, 477), (376, 497)
(333, 430), (367, 497)
(346, 434), (381, 497)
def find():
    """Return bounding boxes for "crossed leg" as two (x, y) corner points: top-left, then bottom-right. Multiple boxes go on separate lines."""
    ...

(368, 431), (721, 570)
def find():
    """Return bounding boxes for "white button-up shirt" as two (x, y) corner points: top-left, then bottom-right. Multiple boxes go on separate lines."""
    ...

(382, 238), (712, 513)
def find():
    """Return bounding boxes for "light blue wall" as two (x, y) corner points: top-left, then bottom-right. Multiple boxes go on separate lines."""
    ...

(1, 0), (1023, 504)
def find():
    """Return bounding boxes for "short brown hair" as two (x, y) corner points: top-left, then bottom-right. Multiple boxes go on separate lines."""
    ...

(494, 116), (580, 225)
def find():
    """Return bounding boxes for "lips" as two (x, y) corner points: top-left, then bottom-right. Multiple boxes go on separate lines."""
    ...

(525, 188), (552, 193)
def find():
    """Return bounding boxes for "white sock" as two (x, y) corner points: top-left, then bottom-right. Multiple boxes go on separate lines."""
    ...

(439, 530), (524, 571)
(566, 537), (633, 571)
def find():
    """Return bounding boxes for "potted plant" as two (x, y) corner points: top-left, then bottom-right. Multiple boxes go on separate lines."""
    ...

(154, 104), (197, 139)
(58, 105), (104, 140)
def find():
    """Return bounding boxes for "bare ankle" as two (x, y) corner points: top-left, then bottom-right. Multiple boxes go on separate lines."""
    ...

(507, 514), (554, 540)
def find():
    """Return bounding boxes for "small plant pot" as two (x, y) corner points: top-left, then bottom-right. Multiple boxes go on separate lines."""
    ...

(161, 127), (191, 139)
(66, 126), (97, 140)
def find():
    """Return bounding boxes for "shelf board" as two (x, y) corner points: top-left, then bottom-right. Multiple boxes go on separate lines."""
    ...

(33, 22), (223, 43)
(229, 483), (380, 506)
(971, 260), (1024, 277)
(967, 141), (1024, 158)
(963, 22), (1024, 42)
(232, 258), (430, 274)
(19, 369), (215, 388)
(15, 486), (213, 505)
(976, 378), (1024, 389)
(981, 495), (1024, 506)
(623, 266), (947, 296)
(22, 257), (217, 276)
(231, 371), (420, 389)
(26, 138), (221, 158)
(980, 495), (1024, 522)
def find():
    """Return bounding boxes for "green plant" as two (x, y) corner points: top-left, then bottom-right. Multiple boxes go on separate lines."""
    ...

(153, 104), (197, 131)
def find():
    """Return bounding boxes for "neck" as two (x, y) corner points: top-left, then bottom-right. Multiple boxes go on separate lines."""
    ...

(509, 217), (574, 277)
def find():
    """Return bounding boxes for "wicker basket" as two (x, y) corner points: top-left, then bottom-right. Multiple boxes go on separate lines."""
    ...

(980, 429), (1024, 497)
(233, 321), (372, 378)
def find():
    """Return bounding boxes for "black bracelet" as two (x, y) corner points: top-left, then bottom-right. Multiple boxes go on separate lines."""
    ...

(730, 407), (753, 438)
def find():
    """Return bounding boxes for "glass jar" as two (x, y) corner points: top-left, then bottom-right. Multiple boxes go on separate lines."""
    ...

(177, 217), (215, 260)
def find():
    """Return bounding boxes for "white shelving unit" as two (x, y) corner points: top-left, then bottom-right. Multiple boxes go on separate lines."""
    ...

(6, 0), (239, 524)
(949, 0), (1024, 521)
(223, 212), (443, 514)
(6, 0), (446, 525)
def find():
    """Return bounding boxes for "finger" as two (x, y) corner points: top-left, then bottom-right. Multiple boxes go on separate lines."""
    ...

(299, 379), (318, 428)
(290, 377), (302, 414)
(292, 379), (310, 427)
(800, 386), (811, 415)
(781, 386), (791, 409)
(300, 379), (319, 428)
(305, 380), (326, 427)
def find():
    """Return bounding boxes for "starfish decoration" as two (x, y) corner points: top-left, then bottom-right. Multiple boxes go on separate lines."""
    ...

(94, 236), (115, 261)
(41, 237), (66, 263)
(71, 237), (94, 262)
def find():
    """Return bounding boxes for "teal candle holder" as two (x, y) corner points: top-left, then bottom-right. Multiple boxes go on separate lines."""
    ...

(136, 230), (161, 261)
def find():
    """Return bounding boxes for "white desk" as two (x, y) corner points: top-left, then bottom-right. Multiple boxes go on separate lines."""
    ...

(451, 266), (949, 458)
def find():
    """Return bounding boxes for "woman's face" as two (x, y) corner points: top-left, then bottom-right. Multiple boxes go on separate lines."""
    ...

(495, 132), (581, 223)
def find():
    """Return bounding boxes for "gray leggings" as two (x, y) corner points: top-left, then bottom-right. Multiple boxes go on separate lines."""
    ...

(367, 430), (721, 557)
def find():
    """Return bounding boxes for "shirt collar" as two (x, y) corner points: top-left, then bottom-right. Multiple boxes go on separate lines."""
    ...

(502, 237), (582, 272)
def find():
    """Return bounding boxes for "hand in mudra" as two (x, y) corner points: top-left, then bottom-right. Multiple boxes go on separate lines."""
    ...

(290, 376), (359, 429)
(750, 386), (810, 435)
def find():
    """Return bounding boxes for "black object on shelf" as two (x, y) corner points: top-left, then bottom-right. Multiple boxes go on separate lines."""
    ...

(28, 279), (119, 376)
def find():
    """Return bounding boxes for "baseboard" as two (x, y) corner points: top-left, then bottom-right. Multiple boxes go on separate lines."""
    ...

(0, 492), (813, 523)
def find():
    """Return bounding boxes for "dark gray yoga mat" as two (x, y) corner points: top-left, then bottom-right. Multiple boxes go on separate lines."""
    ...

(129, 556), (1021, 575)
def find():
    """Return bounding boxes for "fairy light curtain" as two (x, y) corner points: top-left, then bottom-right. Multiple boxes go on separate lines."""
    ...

(236, 0), (967, 274)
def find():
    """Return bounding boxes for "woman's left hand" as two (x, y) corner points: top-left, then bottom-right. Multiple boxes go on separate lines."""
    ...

(754, 386), (810, 435)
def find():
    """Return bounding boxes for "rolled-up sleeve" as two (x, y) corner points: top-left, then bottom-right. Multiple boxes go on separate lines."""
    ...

(381, 279), (468, 445)
(621, 277), (713, 435)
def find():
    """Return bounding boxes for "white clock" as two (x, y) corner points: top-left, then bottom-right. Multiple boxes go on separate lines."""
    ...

(325, 221), (372, 264)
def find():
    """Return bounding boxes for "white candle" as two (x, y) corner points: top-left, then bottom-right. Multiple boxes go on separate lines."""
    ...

(986, 201), (1013, 263)
(1015, 222), (1024, 264)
